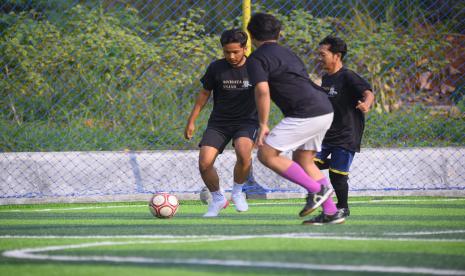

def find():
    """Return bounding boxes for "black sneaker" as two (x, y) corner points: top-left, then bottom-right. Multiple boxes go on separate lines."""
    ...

(298, 184), (334, 217)
(302, 209), (346, 225)
(339, 207), (350, 217)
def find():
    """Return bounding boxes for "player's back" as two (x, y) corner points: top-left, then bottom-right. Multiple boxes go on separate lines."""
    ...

(248, 42), (333, 118)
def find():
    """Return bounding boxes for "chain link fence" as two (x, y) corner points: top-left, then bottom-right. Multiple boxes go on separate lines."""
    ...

(1, 0), (464, 203)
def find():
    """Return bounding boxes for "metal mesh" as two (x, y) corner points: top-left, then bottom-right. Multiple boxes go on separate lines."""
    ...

(0, 0), (464, 202)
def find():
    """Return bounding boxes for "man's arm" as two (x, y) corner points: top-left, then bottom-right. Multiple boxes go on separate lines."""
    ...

(184, 88), (211, 140)
(254, 81), (271, 147)
(356, 90), (375, 113)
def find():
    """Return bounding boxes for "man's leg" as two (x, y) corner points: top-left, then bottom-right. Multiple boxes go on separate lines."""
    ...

(199, 146), (229, 217)
(330, 172), (349, 209)
(199, 145), (220, 192)
(231, 137), (254, 212)
(328, 148), (354, 215)
(314, 146), (331, 170)
(233, 137), (254, 184)
(293, 150), (338, 216)
(257, 144), (333, 216)
(293, 150), (324, 180)
(257, 143), (295, 175)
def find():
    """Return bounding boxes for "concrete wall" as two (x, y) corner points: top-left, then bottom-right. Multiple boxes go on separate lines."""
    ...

(1, 147), (464, 204)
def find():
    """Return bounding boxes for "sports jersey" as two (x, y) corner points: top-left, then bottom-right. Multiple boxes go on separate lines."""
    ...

(246, 42), (332, 118)
(201, 59), (258, 127)
(320, 67), (373, 152)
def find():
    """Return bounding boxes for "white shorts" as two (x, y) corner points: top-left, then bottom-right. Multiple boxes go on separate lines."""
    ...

(265, 113), (333, 152)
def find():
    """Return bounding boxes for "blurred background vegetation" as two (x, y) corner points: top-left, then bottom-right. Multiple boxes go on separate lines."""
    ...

(0, 0), (464, 151)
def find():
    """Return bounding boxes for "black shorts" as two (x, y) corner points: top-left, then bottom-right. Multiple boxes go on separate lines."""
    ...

(199, 124), (258, 153)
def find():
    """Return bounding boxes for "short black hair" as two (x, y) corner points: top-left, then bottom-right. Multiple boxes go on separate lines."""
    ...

(247, 13), (281, 41)
(319, 35), (347, 60)
(220, 29), (248, 47)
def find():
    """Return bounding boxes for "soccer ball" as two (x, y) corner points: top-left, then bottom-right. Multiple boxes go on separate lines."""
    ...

(148, 193), (179, 219)
(199, 187), (211, 205)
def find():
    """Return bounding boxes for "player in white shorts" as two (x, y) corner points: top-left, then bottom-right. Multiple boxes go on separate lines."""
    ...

(265, 115), (333, 152)
(247, 13), (345, 225)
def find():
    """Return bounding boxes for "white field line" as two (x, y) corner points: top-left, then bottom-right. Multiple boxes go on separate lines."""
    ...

(1, 198), (464, 213)
(351, 198), (465, 203)
(0, 205), (146, 212)
(1, 233), (464, 242)
(385, 230), (465, 236)
(3, 237), (465, 275)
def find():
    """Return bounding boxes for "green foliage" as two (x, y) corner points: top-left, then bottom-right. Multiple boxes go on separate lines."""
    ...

(245, 7), (451, 113)
(0, 5), (220, 151)
(0, 5), (160, 124)
(1, 105), (462, 151)
(451, 83), (465, 113)
(364, 106), (465, 147)
(0, 4), (462, 151)
(156, 8), (220, 90)
(343, 9), (451, 113)
(274, 9), (333, 70)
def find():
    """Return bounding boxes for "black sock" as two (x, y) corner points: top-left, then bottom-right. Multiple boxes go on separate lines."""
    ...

(329, 171), (349, 209)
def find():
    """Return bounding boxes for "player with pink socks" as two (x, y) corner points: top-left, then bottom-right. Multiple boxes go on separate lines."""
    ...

(247, 13), (344, 225)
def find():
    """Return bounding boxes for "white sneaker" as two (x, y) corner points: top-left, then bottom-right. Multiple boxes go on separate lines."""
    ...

(203, 198), (229, 217)
(231, 192), (248, 212)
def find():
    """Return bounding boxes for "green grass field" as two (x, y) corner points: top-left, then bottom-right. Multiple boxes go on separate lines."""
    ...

(1, 197), (465, 275)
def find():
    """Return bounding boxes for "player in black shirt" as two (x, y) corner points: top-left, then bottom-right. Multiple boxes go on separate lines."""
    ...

(184, 29), (258, 217)
(247, 13), (345, 225)
(315, 36), (375, 217)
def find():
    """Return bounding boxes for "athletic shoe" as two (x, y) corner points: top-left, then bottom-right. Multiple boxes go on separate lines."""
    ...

(231, 192), (248, 212)
(298, 184), (334, 217)
(339, 207), (350, 217)
(302, 209), (345, 225)
(203, 198), (229, 217)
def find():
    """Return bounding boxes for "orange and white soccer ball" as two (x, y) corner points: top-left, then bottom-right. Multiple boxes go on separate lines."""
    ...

(148, 193), (179, 219)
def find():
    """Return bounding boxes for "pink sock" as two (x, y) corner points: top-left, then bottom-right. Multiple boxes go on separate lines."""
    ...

(281, 162), (320, 193)
(317, 178), (338, 215)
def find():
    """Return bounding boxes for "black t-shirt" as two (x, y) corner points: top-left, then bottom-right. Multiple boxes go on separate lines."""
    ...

(247, 42), (332, 118)
(201, 59), (258, 127)
(321, 67), (373, 152)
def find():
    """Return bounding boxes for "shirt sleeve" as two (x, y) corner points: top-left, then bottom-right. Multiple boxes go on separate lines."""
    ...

(346, 70), (373, 99)
(246, 55), (269, 85)
(200, 63), (215, 91)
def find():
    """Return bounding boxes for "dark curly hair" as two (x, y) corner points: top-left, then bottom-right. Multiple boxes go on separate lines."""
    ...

(319, 35), (347, 60)
(247, 13), (281, 41)
(220, 29), (248, 47)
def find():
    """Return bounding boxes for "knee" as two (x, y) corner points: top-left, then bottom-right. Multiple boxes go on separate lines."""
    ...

(236, 156), (252, 169)
(329, 171), (349, 189)
(314, 158), (330, 170)
(198, 160), (214, 174)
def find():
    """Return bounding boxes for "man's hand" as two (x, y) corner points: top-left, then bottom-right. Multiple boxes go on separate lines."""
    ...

(184, 122), (195, 140)
(255, 124), (270, 147)
(356, 90), (375, 113)
(356, 100), (371, 113)
(254, 82), (271, 147)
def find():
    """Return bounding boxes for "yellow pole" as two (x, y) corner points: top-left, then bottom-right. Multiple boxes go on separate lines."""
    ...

(242, 0), (252, 56)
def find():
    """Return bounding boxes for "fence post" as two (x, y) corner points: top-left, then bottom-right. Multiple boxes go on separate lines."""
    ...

(242, 0), (252, 56)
